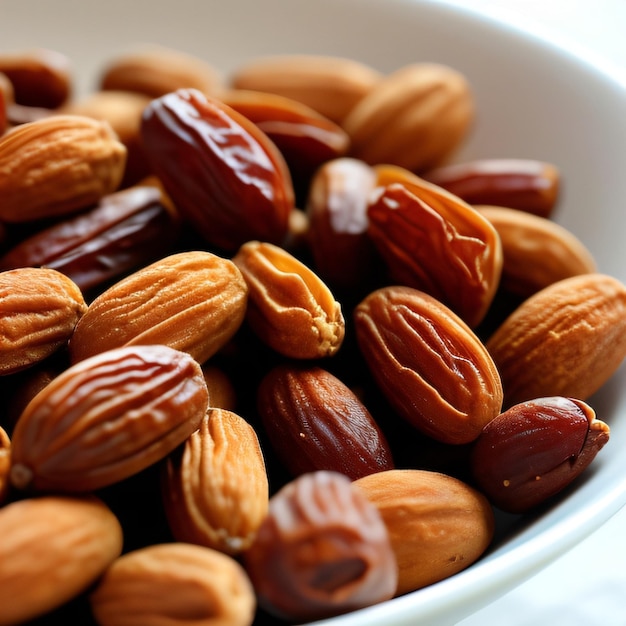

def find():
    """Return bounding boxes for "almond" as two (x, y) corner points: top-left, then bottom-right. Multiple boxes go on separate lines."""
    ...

(0, 495), (123, 625)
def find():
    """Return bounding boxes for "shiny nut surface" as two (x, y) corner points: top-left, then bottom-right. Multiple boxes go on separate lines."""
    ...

(486, 273), (626, 406)
(244, 470), (397, 622)
(233, 240), (345, 359)
(354, 285), (503, 444)
(141, 88), (294, 251)
(256, 364), (394, 479)
(68, 250), (248, 365)
(162, 408), (269, 555)
(354, 469), (494, 595)
(0, 495), (123, 625)
(0, 267), (86, 375)
(10, 344), (209, 493)
(470, 396), (610, 513)
(0, 114), (127, 222)
(90, 542), (256, 626)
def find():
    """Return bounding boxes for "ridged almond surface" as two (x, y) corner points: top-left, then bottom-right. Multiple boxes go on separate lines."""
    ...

(90, 542), (256, 626)
(0, 114), (127, 222)
(354, 469), (494, 595)
(486, 273), (626, 406)
(162, 408), (269, 555)
(0, 267), (87, 374)
(342, 63), (474, 172)
(0, 495), (122, 625)
(68, 250), (248, 364)
(9, 344), (209, 492)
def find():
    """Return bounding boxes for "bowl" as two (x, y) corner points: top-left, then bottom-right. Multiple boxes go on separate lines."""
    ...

(3, 1), (626, 625)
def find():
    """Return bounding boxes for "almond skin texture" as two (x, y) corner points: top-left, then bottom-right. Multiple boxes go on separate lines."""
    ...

(0, 114), (127, 222)
(470, 396), (610, 513)
(0, 495), (123, 625)
(256, 364), (394, 479)
(244, 470), (398, 622)
(354, 469), (494, 596)
(354, 286), (503, 444)
(68, 250), (248, 365)
(233, 240), (345, 359)
(0, 267), (87, 375)
(90, 542), (256, 626)
(342, 63), (474, 172)
(162, 408), (269, 555)
(9, 344), (209, 493)
(485, 273), (626, 406)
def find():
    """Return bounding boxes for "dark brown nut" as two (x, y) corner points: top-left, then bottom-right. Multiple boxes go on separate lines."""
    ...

(0, 184), (180, 294)
(477, 205), (596, 298)
(0, 425), (9, 504)
(354, 469), (494, 595)
(342, 63), (474, 172)
(230, 54), (383, 124)
(470, 397), (610, 513)
(68, 250), (248, 365)
(425, 158), (561, 218)
(221, 88), (350, 200)
(9, 344), (209, 493)
(256, 364), (394, 480)
(485, 273), (626, 406)
(354, 286), (503, 445)
(233, 240), (345, 359)
(162, 408), (269, 555)
(0, 267), (87, 375)
(0, 115), (127, 223)
(141, 88), (294, 251)
(89, 543), (256, 626)
(0, 495), (123, 625)
(0, 48), (72, 108)
(370, 166), (503, 328)
(61, 90), (154, 186)
(100, 44), (222, 98)
(305, 157), (380, 292)
(244, 470), (398, 622)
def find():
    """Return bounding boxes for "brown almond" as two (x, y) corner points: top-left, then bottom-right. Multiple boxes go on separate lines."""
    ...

(68, 250), (248, 365)
(0, 495), (123, 625)
(0, 267), (86, 375)
(162, 408), (269, 555)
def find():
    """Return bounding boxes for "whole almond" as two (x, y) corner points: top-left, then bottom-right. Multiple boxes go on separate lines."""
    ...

(68, 250), (248, 365)
(354, 469), (494, 595)
(90, 542), (256, 626)
(162, 408), (269, 555)
(477, 205), (596, 297)
(485, 273), (626, 406)
(0, 114), (127, 222)
(230, 54), (383, 123)
(354, 285), (503, 444)
(9, 344), (209, 493)
(0, 267), (86, 375)
(233, 240), (345, 359)
(342, 63), (474, 172)
(0, 495), (123, 625)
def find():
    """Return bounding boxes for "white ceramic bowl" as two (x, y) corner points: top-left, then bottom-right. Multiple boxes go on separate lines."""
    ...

(4, 1), (626, 625)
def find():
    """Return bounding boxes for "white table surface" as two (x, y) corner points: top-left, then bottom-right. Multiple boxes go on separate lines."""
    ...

(450, 3), (626, 624)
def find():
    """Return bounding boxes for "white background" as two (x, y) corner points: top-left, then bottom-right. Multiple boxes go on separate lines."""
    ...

(455, 3), (626, 624)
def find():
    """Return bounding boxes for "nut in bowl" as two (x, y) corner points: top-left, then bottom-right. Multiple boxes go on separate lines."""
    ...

(1, 1), (626, 625)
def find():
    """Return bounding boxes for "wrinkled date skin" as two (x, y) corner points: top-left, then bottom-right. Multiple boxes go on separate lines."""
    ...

(256, 364), (394, 480)
(0, 185), (179, 294)
(141, 88), (295, 251)
(470, 396), (610, 513)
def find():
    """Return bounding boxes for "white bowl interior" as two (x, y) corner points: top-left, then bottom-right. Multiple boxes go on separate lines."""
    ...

(3, 1), (626, 624)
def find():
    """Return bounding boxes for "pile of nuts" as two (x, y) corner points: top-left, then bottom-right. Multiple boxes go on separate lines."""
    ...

(0, 44), (625, 625)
